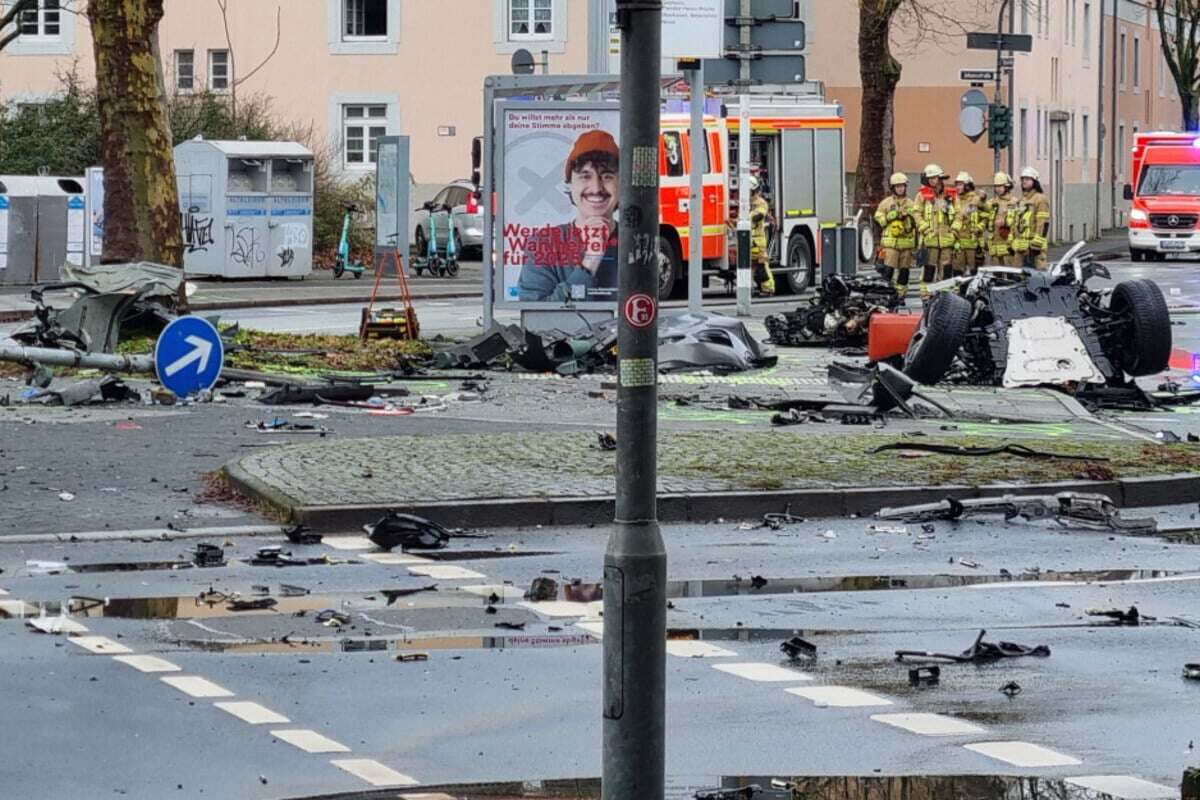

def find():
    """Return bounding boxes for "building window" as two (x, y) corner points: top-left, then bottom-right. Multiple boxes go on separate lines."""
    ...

(1117, 124), (1125, 177)
(343, 0), (387, 40)
(208, 50), (230, 91)
(18, 0), (60, 38)
(1051, 57), (1060, 102)
(510, 0), (553, 39)
(1036, 0), (1042, 37)
(1070, 112), (1076, 158)
(1036, 109), (1043, 158)
(1020, 108), (1029, 164)
(343, 104), (387, 169)
(175, 50), (194, 92)
(1082, 113), (1090, 180)
(1021, 0), (1029, 34)
(1119, 31), (1126, 86)
(1083, 2), (1091, 61)
(1071, 0), (1077, 45)
(1133, 36), (1141, 89)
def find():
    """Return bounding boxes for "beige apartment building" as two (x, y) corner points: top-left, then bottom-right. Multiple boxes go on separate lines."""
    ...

(0, 0), (1187, 241)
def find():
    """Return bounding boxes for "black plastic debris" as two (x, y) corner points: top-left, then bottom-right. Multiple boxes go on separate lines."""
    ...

(780, 636), (817, 662)
(694, 787), (760, 800)
(908, 666), (940, 687)
(1087, 606), (1142, 625)
(494, 621), (526, 631)
(284, 525), (322, 545)
(761, 505), (805, 530)
(365, 512), (452, 551)
(192, 543), (225, 568)
(228, 597), (278, 612)
(250, 546), (307, 567)
(315, 609), (351, 625)
(526, 577), (559, 602)
(381, 586), (438, 606)
(1184, 663), (1200, 681)
(750, 575), (768, 590)
(596, 432), (617, 451)
(896, 629), (1050, 664)
(1000, 681), (1023, 698)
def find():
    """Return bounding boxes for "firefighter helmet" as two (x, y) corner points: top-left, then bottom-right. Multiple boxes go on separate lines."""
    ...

(955, 171), (974, 185)
(1020, 166), (1041, 181)
(993, 171), (1013, 187)
(922, 164), (947, 179)
(889, 172), (907, 186)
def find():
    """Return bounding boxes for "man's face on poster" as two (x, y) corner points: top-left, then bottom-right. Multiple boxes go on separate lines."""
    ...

(569, 159), (618, 224)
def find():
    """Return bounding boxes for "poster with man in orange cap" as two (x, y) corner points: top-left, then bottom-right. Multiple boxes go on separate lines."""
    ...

(501, 109), (621, 303)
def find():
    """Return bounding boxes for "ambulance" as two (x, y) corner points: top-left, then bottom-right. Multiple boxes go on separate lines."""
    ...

(656, 94), (846, 298)
(1124, 131), (1200, 261)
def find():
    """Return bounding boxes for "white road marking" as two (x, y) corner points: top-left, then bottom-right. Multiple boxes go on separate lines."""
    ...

(712, 662), (813, 682)
(461, 584), (525, 600)
(323, 536), (376, 550)
(400, 795), (456, 800)
(68, 635), (133, 655)
(576, 621), (605, 637)
(360, 552), (431, 565)
(112, 655), (181, 673)
(520, 601), (597, 618)
(407, 564), (486, 580)
(1064, 775), (1177, 798)
(785, 686), (895, 708)
(964, 741), (1081, 767)
(214, 701), (290, 725)
(0, 599), (32, 617)
(270, 728), (351, 753)
(665, 640), (737, 658)
(160, 675), (235, 698)
(26, 616), (89, 634)
(331, 758), (420, 787)
(0, 587), (8, 596)
(871, 713), (987, 736)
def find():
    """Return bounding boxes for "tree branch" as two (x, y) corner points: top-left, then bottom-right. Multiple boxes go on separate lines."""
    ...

(0, 0), (36, 52)
(233, 5), (280, 88)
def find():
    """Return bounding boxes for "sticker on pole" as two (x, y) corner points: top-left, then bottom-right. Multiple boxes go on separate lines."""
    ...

(624, 293), (657, 328)
(154, 316), (224, 397)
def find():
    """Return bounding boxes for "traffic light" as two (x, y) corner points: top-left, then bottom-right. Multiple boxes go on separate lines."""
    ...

(988, 104), (1012, 150)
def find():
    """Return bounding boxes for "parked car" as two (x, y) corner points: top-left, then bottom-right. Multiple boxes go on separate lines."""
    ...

(413, 179), (483, 259)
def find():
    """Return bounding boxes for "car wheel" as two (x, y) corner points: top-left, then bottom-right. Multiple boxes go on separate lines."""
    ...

(1152, 251), (1168, 262)
(902, 292), (972, 385)
(783, 234), (813, 294)
(657, 237), (680, 301)
(1130, 249), (1144, 262)
(858, 221), (878, 263)
(1110, 279), (1172, 376)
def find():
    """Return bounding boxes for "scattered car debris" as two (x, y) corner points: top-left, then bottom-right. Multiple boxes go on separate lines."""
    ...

(365, 512), (453, 551)
(895, 629), (1050, 664)
(872, 442), (1106, 461)
(192, 543), (225, 568)
(227, 597), (278, 612)
(563, 581), (602, 602)
(381, 586), (438, 605)
(278, 584), (309, 597)
(249, 546), (311, 567)
(247, 418), (331, 435)
(284, 525), (323, 545)
(526, 577), (559, 602)
(959, 559), (980, 569)
(877, 492), (1158, 533)
(765, 273), (903, 347)
(315, 609), (351, 626)
(1184, 663), (1200, 681)
(694, 787), (760, 800)
(26, 560), (67, 576)
(1000, 681), (1023, 698)
(595, 432), (617, 451)
(908, 666), (940, 687)
(395, 653), (430, 663)
(770, 408), (828, 426)
(780, 636), (817, 662)
(1087, 606), (1145, 625)
(494, 621), (526, 631)
(761, 505), (805, 530)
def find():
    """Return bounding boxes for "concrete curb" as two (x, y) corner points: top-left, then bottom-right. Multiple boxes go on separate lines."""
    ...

(220, 462), (1200, 531)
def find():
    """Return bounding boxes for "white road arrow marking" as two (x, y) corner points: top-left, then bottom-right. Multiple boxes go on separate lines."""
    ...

(164, 335), (213, 377)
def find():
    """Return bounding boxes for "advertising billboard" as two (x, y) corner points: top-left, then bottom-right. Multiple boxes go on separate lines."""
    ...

(497, 103), (621, 308)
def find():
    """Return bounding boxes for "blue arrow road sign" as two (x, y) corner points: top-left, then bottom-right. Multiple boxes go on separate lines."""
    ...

(154, 316), (224, 397)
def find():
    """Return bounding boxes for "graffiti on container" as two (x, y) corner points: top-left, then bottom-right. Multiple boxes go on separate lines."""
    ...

(183, 211), (214, 253)
(278, 247), (295, 269)
(230, 227), (265, 265)
(280, 223), (310, 250)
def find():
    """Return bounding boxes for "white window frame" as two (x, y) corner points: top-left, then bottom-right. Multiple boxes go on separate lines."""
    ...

(508, 0), (554, 40)
(341, 103), (389, 171)
(342, 0), (388, 42)
(175, 49), (195, 94)
(17, 0), (61, 40)
(208, 49), (231, 92)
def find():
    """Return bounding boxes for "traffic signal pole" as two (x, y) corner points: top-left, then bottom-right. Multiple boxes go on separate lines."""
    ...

(993, 0), (1010, 173)
(603, 2), (666, 800)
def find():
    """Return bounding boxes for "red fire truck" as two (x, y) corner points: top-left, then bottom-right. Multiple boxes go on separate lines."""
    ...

(656, 95), (846, 298)
(1125, 131), (1200, 261)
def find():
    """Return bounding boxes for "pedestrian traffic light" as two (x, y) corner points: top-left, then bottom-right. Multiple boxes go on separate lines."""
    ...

(988, 104), (1012, 150)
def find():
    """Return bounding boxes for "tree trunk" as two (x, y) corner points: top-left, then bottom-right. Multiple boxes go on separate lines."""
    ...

(1183, 92), (1199, 132)
(855, 1), (903, 210)
(88, 0), (182, 268)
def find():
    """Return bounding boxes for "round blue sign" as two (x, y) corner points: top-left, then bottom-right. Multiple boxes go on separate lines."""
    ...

(154, 316), (225, 397)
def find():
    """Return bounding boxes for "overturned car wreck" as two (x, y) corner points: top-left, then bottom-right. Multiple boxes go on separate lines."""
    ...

(765, 273), (904, 348)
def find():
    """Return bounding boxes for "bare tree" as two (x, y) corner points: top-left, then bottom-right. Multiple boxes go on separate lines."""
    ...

(214, 0), (281, 127)
(1, 0), (41, 52)
(88, 0), (182, 268)
(1154, 0), (1200, 130)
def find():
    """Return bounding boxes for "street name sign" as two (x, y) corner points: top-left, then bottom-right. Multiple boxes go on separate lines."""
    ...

(966, 32), (1033, 53)
(154, 316), (224, 397)
(960, 69), (997, 82)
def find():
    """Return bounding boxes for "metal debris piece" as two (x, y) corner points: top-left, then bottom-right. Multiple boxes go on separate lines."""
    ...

(761, 505), (805, 530)
(1000, 681), (1023, 698)
(877, 492), (1157, 533)
(494, 621), (526, 631)
(228, 597), (278, 612)
(872, 442), (1106, 461)
(525, 577), (559, 602)
(908, 666), (940, 687)
(365, 512), (452, 551)
(1086, 606), (1143, 625)
(694, 787), (760, 800)
(1184, 663), (1200, 681)
(381, 586), (438, 606)
(896, 629), (1050, 664)
(780, 636), (817, 663)
(284, 525), (322, 545)
(396, 653), (429, 662)
(315, 609), (351, 625)
(193, 543), (225, 568)
(596, 432), (617, 451)
(766, 273), (903, 347)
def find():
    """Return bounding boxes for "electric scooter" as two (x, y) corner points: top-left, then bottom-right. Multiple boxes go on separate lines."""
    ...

(332, 203), (366, 279)
(414, 202), (460, 278)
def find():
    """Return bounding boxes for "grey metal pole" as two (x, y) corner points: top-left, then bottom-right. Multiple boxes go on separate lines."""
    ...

(0, 344), (154, 373)
(1110, 0), (1118, 230)
(688, 63), (704, 313)
(736, 0), (752, 317)
(1095, 0), (1106, 239)
(482, 79), (496, 329)
(1007, 0), (1015, 177)
(993, 0), (1009, 174)
(604, 3), (665, 800)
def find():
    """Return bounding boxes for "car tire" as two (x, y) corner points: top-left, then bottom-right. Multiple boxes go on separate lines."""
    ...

(657, 237), (680, 301)
(902, 292), (972, 385)
(1152, 251), (1168, 262)
(783, 234), (813, 295)
(858, 221), (878, 263)
(1110, 279), (1172, 376)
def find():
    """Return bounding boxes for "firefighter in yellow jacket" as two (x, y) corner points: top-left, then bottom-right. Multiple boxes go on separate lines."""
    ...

(987, 172), (1019, 266)
(873, 172), (916, 295)
(748, 176), (775, 294)
(952, 172), (987, 275)
(1012, 166), (1051, 268)
(913, 164), (956, 291)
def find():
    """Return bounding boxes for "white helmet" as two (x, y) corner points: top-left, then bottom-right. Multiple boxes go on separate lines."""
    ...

(746, 175), (761, 192)
(1020, 166), (1041, 181)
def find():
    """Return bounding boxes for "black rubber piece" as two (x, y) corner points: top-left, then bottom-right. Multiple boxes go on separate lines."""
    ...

(1111, 279), (1172, 376)
(902, 292), (972, 385)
